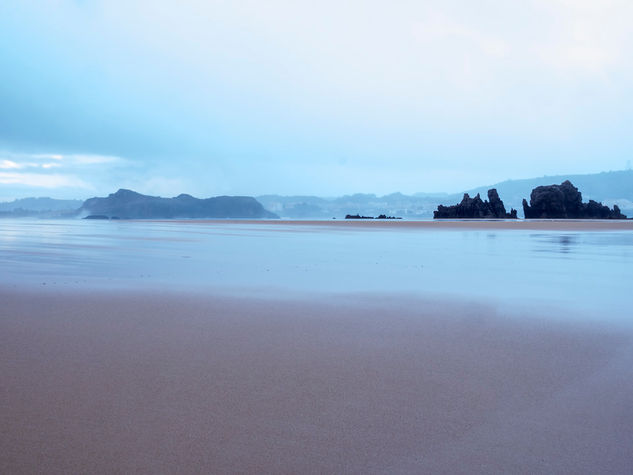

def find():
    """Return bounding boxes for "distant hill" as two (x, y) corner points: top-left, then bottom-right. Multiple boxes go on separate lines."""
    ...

(3, 170), (630, 219)
(0, 197), (83, 218)
(0, 197), (82, 212)
(257, 193), (443, 219)
(80, 189), (278, 219)
(259, 170), (633, 218)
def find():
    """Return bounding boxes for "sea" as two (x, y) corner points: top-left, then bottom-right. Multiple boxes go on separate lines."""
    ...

(1, 219), (632, 324)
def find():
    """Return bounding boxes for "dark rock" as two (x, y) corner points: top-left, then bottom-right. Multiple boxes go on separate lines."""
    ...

(522, 180), (627, 219)
(434, 189), (517, 219)
(83, 215), (110, 220)
(344, 214), (402, 219)
(79, 189), (278, 219)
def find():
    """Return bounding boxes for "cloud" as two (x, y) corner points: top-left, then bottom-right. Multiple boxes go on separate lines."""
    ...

(1, 1), (632, 196)
(66, 154), (125, 165)
(533, 0), (632, 75)
(1, 151), (129, 169)
(0, 172), (89, 188)
(412, 12), (509, 59)
(0, 160), (22, 169)
(30, 154), (63, 160)
(0, 158), (63, 170)
(0, 151), (134, 196)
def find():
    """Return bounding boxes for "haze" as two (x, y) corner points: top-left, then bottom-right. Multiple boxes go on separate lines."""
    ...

(1, 0), (632, 200)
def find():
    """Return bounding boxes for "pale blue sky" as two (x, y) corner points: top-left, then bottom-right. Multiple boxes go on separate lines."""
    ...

(1, 0), (632, 200)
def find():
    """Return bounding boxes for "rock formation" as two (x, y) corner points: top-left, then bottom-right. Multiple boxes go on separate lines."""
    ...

(434, 189), (517, 219)
(522, 181), (627, 219)
(345, 214), (401, 219)
(79, 189), (278, 219)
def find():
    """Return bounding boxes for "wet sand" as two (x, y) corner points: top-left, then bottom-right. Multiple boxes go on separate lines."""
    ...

(2, 289), (632, 474)
(149, 218), (633, 231)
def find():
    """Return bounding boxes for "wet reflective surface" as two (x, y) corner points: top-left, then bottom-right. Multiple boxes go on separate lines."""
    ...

(1, 219), (632, 322)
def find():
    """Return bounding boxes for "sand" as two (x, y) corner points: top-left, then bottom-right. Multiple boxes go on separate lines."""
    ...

(1, 289), (632, 474)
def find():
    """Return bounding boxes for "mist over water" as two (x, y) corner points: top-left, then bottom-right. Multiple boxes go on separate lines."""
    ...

(1, 219), (631, 323)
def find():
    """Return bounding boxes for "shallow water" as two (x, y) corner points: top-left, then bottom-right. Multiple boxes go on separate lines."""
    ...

(1, 219), (632, 322)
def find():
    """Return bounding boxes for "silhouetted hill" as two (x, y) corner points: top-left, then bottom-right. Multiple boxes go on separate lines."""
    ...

(80, 189), (278, 219)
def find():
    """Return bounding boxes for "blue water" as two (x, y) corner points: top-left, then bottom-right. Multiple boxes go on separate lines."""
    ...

(1, 219), (632, 322)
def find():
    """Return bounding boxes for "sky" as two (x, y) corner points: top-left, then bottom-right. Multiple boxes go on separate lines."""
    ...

(1, 0), (632, 200)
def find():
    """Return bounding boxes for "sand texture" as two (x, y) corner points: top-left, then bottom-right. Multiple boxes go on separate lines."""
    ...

(2, 290), (632, 474)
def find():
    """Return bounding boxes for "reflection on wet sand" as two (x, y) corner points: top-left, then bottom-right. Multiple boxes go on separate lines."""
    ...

(1, 219), (632, 322)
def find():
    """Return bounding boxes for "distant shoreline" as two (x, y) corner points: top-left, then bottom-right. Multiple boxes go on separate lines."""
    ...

(137, 218), (633, 231)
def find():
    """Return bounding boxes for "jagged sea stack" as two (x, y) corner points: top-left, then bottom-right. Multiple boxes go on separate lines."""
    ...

(522, 180), (626, 219)
(434, 189), (517, 219)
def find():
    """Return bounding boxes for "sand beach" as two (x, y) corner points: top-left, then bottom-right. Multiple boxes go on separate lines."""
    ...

(1, 219), (632, 473)
(1, 288), (633, 474)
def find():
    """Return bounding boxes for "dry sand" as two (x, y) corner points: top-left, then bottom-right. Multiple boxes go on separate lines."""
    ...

(1, 289), (632, 474)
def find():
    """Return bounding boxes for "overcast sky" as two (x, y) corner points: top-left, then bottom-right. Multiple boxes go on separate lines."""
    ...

(1, 0), (632, 200)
